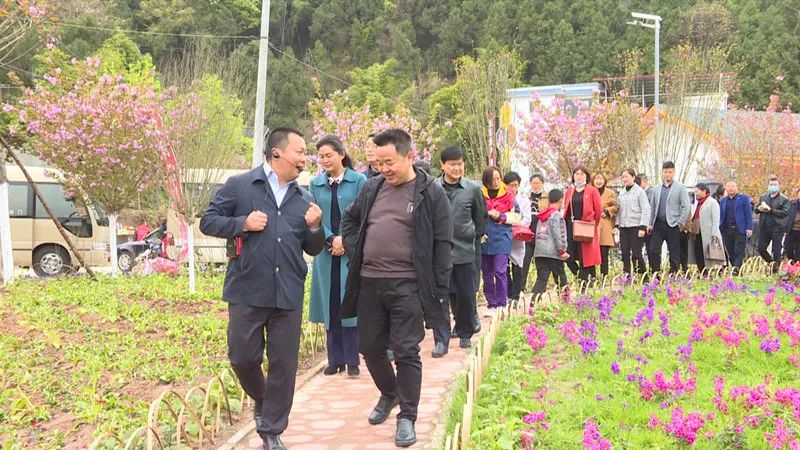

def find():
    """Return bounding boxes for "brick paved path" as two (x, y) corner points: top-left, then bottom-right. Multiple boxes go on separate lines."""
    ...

(225, 318), (488, 450)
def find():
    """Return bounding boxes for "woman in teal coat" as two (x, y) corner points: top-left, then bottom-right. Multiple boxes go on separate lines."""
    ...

(309, 135), (367, 377)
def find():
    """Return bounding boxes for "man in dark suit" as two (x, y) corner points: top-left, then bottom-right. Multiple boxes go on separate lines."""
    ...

(200, 127), (324, 450)
(719, 181), (754, 273)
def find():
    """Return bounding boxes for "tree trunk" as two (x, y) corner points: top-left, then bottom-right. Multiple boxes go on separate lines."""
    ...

(188, 225), (195, 294)
(0, 135), (96, 279)
(0, 157), (14, 285)
(109, 213), (118, 277)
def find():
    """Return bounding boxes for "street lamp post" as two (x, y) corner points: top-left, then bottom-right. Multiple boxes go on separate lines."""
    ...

(628, 12), (662, 162)
(252, 0), (272, 168)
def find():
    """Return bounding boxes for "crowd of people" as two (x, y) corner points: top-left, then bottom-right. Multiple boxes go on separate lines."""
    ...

(200, 126), (800, 450)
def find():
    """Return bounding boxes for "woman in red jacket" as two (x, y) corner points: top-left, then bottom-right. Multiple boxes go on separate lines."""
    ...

(564, 165), (602, 281)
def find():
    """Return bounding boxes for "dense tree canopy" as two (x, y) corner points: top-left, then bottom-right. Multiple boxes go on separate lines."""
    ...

(2, 0), (798, 139)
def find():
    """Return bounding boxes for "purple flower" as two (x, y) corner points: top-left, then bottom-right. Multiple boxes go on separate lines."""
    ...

(759, 338), (781, 353)
(659, 312), (673, 337)
(582, 419), (612, 450)
(616, 339), (625, 355)
(677, 344), (693, 363)
(639, 329), (654, 344)
(611, 360), (620, 375)
(579, 336), (599, 355)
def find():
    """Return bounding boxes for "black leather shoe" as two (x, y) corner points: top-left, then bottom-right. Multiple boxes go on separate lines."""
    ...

(459, 338), (471, 349)
(262, 434), (286, 450)
(253, 399), (264, 430)
(431, 342), (448, 358)
(368, 395), (400, 425)
(473, 314), (482, 334)
(347, 365), (360, 377)
(323, 364), (345, 376)
(395, 418), (417, 447)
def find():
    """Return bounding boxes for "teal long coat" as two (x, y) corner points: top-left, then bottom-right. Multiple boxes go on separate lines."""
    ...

(309, 168), (366, 329)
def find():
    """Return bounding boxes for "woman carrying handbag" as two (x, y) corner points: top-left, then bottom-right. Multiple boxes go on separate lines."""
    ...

(688, 183), (725, 273)
(593, 173), (618, 278)
(564, 166), (602, 281)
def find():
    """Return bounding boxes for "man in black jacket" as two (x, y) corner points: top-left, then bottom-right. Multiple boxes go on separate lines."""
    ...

(200, 127), (324, 450)
(755, 176), (790, 272)
(435, 145), (486, 356)
(341, 128), (453, 448)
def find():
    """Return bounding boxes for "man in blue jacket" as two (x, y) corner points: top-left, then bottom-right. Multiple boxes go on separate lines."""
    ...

(719, 181), (753, 272)
(200, 127), (324, 450)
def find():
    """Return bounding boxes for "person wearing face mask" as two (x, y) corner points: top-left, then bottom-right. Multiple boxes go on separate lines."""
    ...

(564, 166), (602, 281)
(309, 135), (367, 378)
(755, 176), (789, 273)
(616, 169), (651, 277)
(521, 173), (549, 292)
(783, 187), (800, 261)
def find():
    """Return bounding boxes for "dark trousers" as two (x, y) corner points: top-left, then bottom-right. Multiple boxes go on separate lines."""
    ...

(357, 277), (425, 422)
(649, 220), (681, 273)
(509, 261), (525, 300)
(532, 257), (568, 295)
(567, 240), (596, 281)
(436, 263), (476, 343)
(680, 232), (690, 272)
(723, 227), (747, 268)
(619, 227), (646, 276)
(757, 223), (784, 267)
(327, 327), (359, 367)
(692, 234), (706, 270)
(785, 230), (800, 261)
(599, 246), (611, 277)
(227, 303), (302, 437)
(522, 240), (536, 289)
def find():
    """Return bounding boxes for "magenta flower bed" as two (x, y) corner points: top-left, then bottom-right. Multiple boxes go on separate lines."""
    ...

(466, 275), (800, 449)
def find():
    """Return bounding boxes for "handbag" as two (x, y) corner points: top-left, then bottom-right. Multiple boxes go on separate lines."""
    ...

(512, 225), (535, 242)
(707, 235), (726, 261)
(572, 220), (595, 242)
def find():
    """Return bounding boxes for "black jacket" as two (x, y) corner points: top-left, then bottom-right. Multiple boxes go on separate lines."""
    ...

(437, 176), (486, 265)
(756, 193), (790, 230)
(786, 200), (800, 234)
(340, 168), (453, 325)
(199, 166), (325, 309)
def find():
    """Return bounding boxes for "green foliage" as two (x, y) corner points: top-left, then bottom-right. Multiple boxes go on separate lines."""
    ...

(95, 33), (159, 88)
(0, 273), (320, 447)
(448, 278), (800, 449)
(347, 59), (410, 115)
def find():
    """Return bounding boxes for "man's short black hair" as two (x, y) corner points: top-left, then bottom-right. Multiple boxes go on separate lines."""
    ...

(662, 161), (675, 170)
(548, 189), (564, 204)
(265, 126), (304, 158)
(440, 146), (464, 163)
(503, 171), (521, 185)
(372, 129), (413, 156)
(530, 172), (545, 183)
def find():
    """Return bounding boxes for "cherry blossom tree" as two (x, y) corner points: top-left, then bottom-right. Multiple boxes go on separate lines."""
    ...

(517, 96), (607, 185)
(709, 94), (800, 196)
(308, 89), (443, 171)
(9, 55), (169, 276)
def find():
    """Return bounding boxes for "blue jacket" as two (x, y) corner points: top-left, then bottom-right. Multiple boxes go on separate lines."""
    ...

(719, 194), (754, 236)
(308, 169), (366, 328)
(199, 166), (325, 309)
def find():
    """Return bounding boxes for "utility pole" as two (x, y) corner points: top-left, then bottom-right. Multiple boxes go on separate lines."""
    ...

(252, 0), (272, 168)
(628, 12), (662, 168)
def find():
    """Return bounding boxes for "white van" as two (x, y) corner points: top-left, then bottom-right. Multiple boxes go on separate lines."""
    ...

(8, 165), (110, 276)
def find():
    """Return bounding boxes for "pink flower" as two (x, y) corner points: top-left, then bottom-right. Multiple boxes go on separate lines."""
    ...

(582, 419), (612, 450)
(664, 408), (706, 445)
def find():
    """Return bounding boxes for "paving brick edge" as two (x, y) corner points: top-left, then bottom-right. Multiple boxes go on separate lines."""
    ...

(217, 358), (329, 450)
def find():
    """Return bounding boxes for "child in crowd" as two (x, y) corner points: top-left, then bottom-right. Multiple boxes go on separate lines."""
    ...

(532, 189), (570, 295)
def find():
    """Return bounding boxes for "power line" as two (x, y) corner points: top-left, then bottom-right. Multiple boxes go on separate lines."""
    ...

(44, 19), (463, 125)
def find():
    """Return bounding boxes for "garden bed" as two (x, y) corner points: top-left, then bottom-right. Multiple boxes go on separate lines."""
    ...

(0, 274), (322, 449)
(451, 275), (800, 449)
